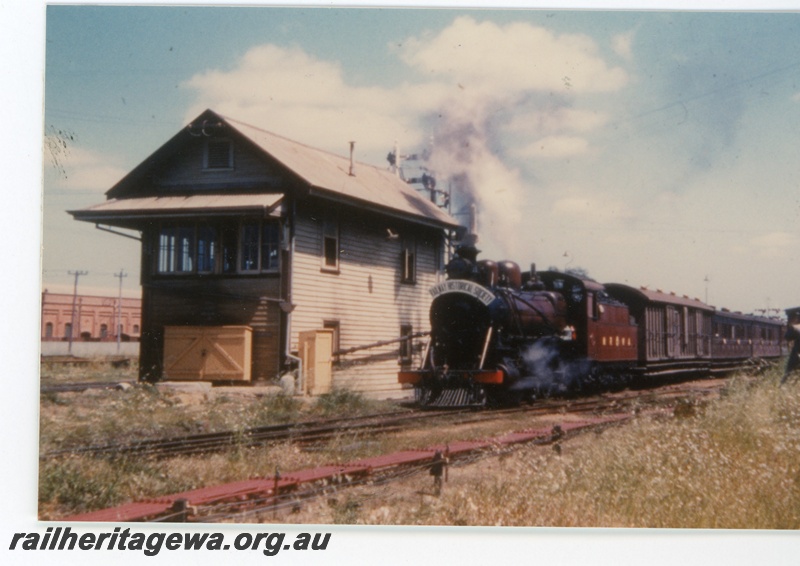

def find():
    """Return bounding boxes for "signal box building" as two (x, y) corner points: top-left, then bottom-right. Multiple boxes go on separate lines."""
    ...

(71, 109), (462, 397)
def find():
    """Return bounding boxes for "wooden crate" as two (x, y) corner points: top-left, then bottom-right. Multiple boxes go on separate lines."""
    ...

(163, 326), (252, 381)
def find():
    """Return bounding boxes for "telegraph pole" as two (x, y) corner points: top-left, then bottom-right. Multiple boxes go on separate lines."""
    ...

(67, 270), (87, 355)
(114, 269), (128, 354)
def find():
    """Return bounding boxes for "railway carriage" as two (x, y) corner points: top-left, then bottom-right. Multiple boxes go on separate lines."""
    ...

(603, 284), (714, 379)
(711, 309), (784, 371)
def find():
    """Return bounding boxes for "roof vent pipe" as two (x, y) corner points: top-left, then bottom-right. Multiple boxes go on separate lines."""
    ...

(349, 141), (355, 176)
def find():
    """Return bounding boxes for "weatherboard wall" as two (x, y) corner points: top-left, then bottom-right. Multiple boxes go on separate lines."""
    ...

(289, 201), (443, 398)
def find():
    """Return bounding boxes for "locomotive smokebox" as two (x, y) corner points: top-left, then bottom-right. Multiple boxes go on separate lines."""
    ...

(430, 292), (492, 371)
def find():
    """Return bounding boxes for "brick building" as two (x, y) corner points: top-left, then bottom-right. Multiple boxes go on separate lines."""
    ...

(41, 290), (141, 342)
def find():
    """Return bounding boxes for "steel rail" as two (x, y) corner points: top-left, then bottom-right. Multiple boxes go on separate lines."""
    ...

(64, 415), (630, 523)
(41, 408), (472, 459)
(43, 376), (731, 461)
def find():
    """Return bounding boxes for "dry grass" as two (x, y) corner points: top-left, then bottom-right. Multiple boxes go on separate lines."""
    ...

(38, 361), (402, 519)
(356, 366), (800, 528)
(39, 361), (800, 528)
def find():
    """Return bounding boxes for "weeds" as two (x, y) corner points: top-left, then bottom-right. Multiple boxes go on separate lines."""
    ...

(38, 362), (400, 518)
(366, 366), (800, 528)
(38, 455), (170, 515)
(311, 388), (379, 418)
(41, 360), (800, 527)
(330, 496), (363, 524)
(250, 393), (303, 425)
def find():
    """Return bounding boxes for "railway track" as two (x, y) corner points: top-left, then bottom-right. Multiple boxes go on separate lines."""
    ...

(41, 380), (135, 393)
(57, 375), (738, 523)
(43, 376), (729, 460)
(65, 414), (631, 523)
(42, 408), (469, 459)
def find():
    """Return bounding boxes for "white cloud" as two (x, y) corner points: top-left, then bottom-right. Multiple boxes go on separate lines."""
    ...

(612, 30), (635, 60)
(43, 140), (127, 192)
(552, 195), (636, 223)
(184, 44), (446, 160)
(749, 231), (797, 259)
(399, 16), (627, 96)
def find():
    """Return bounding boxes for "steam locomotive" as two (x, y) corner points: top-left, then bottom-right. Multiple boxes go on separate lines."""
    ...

(398, 243), (785, 407)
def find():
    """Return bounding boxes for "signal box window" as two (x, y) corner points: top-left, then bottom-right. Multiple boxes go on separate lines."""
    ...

(262, 222), (280, 271)
(401, 237), (416, 284)
(157, 220), (280, 275)
(158, 226), (195, 273)
(197, 225), (217, 273)
(240, 222), (260, 272)
(322, 218), (339, 271)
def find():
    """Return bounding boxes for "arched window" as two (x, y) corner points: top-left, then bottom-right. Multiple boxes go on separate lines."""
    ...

(44, 322), (53, 339)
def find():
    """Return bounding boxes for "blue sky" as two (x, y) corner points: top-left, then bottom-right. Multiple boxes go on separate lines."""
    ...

(38, 4), (800, 315)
